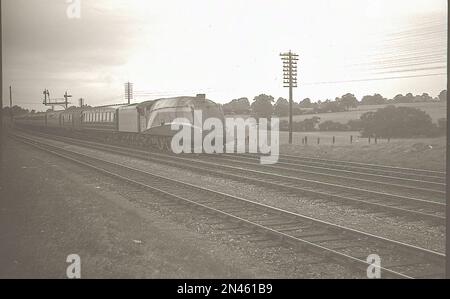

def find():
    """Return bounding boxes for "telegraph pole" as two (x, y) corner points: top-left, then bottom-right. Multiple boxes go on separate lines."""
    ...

(280, 51), (298, 144)
(9, 86), (13, 124)
(125, 82), (133, 105)
(64, 91), (72, 109)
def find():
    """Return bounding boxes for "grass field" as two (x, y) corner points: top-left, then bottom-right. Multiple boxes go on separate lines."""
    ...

(280, 136), (446, 171)
(280, 101), (447, 124)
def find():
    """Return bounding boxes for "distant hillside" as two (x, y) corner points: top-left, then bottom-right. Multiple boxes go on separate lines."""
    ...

(280, 101), (446, 124)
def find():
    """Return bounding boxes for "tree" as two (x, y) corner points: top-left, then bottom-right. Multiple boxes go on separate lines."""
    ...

(251, 94), (274, 119)
(404, 93), (414, 102)
(292, 102), (304, 115)
(301, 116), (321, 131)
(419, 93), (433, 102)
(319, 121), (349, 131)
(273, 97), (289, 116)
(437, 118), (446, 133)
(360, 94), (387, 105)
(439, 90), (447, 102)
(299, 98), (312, 108)
(2, 105), (29, 116)
(337, 93), (358, 111)
(360, 105), (435, 138)
(223, 97), (250, 114)
(393, 94), (404, 103)
(321, 100), (344, 113)
(347, 119), (363, 131)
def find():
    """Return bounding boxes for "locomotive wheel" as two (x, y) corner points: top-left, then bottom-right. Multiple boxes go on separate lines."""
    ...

(157, 137), (172, 151)
(164, 138), (172, 152)
(156, 137), (166, 151)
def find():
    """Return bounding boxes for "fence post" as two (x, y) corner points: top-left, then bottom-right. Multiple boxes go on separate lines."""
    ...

(317, 137), (320, 145)
(350, 135), (353, 144)
(375, 136), (378, 144)
(305, 136), (308, 145)
(333, 136), (336, 144)
(368, 136), (371, 144)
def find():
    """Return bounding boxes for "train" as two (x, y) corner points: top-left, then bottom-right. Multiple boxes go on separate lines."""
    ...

(14, 94), (226, 151)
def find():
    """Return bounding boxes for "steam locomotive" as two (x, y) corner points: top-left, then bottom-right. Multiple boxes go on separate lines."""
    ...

(14, 94), (226, 151)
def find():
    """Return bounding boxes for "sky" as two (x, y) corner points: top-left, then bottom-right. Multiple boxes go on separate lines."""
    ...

(1, 0), (448, 110)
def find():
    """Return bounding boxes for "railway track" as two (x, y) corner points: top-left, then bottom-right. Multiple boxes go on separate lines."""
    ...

(197, 154), (445, 200)
(14, 130), (446, 225)
(218, 153), (445, 192)
(263, 153), (446, 184)
(11, 133), (446, 279)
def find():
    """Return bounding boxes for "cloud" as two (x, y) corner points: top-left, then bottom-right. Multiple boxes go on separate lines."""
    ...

(3, 0), (139, 107)
(2, 0), (447, 110)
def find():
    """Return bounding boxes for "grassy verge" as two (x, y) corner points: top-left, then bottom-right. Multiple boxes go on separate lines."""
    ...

(280, 136), (446, 171)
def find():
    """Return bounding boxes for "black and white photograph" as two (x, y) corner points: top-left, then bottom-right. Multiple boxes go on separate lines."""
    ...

(0, 0), (448, 283)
